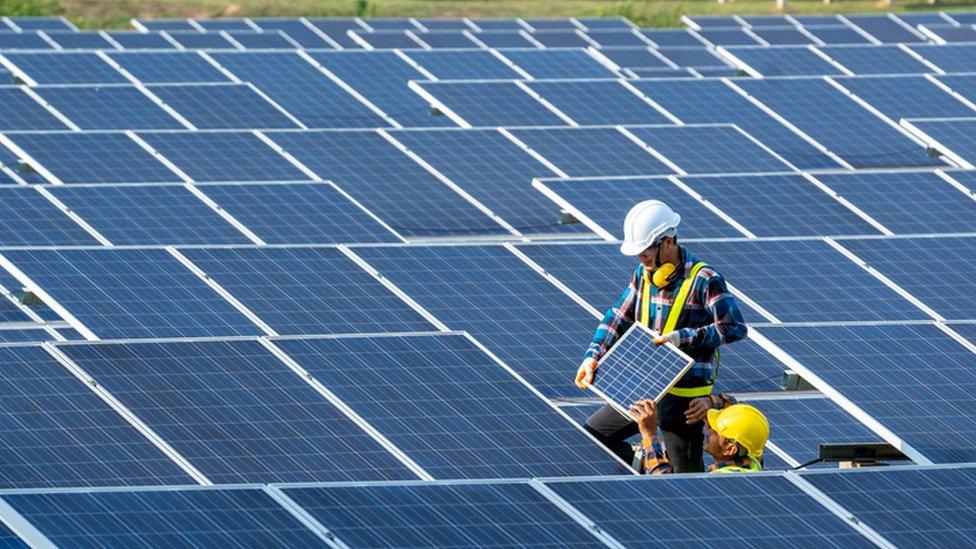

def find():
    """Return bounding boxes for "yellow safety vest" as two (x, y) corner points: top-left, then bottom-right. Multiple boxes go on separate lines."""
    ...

(712, 459), (762, 473)
(640, 261), (714, 398)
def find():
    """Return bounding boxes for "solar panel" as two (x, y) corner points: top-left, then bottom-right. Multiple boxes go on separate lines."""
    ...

(251, 18), (333, 48)
(473, 31), (536, 48)
(403, 50), (520, 79)
(497, 49), (616, 79)
(585, 29), (648, 47)
(0, 31), (55, 50)
(936, 74), (976, 108)
(544, 475), (867, 545)
(627, 125), (792, 173)
(389, 128), (589, 235)
(3, 132), (181, 184)
(7, 16), (75, 31)
(469, 18), (524, 31)
(904, 118), (976, 167)
(225, 30), (295, 49)
(692, 239), (929, 322)
(310, 51), (455, 127)
(0, 327), (65, 343)
(740, 15), (793, 27)
(349, 29), (421, 49)
(416, 18), (471, 30)
(267, 130), (507, 236)
(819, 45), (933, 75)
(0, 186), (99, 246)
(360, 18), (418, 30)
(0, 344), (193, 488)
(106, 31), (176, 49)
(812, 171), (976, 234)
(531, 30), (591, 48)
(307, 18), (364, 48)
(507, 127), (673, 176)
(655, 46), (730, 67)
(596, 47), (671, 68)
(632, 79), (840, 170)
(0, 145), (52, 185)
(734, 77), (942, 169)
(684, 15), (740, 28)
(166, 30), (236, 49)
(676, 173), (881, 237)
(108, 51), (232, 83)
(138, 131), (310, 182)
(838, 236), (976, 321)
(895, 12), (950, 26)
(283, 481), (602, 547)
(695, 28), (763, 46)
(920, 24), (976, 43)
(752, 27), (817, 45)
(721, 46), (845, 76)
(522, 18), (579, 30)
(416, 31), (480, 49)
(0, 88), (68, 130)
(197, 182), (400, 243)
(909, 44), (976, 72)
(759, 323), (976, 463)
(33, 85), (185, 130)
(148, 83), (300, 129)
(132, 18), (196, 31)
(194, 19), (250, 30)
(414, 81), (569, 126)
(803, 466), (976, 546)
(2, 487), (325, 546)
(353, 244), (600, 398)
(641, 29), (704, 47)
(835, 75), (973, 121)
(4, 248), (263, 339)
(526, 80), (670, 125)
(2, 52), (127, 84)
(47, 183), (251, 245)
(276, 333), (629, 478)
(806, 25), (872, 45)
(44, 30), (115, 50)
(59, 339), (415, 482)
(180, 247), (433, 335)
(844, 14), (924, 43)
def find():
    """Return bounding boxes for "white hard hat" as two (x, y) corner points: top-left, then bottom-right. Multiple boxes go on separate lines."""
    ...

(620, 200), (680, 256)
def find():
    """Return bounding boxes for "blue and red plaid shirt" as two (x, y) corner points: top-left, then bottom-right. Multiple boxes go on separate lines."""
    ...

(584, 247), (748, 388)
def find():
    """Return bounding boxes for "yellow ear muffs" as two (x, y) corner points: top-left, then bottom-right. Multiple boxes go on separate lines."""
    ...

(652, 262), (677, 287)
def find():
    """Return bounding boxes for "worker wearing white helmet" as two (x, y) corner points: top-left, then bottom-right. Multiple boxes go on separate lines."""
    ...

(576, 200), (748, 473)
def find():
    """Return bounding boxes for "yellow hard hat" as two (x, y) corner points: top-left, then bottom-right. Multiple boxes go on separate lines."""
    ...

(706, 404), (770, 458)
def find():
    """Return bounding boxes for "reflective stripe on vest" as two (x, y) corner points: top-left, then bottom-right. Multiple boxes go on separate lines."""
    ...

(711, 461), (762, 473)
(640, 261), (713, 398)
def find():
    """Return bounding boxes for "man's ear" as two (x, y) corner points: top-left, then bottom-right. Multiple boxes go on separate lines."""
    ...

(721, 440), (739, 459)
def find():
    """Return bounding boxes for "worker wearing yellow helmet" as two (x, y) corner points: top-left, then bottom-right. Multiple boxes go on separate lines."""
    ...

(576, 200), (748, 473)
(629, 395), (769, 474)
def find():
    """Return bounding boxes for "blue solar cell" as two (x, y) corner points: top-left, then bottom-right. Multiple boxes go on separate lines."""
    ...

(4, 487), (324, 546)
(415, 81), (568, 126)
(7, 16), (75, 31)
(508, 127), (672, 177)
(268, 130), (506, 236)
(633, 79), (839, 170)
(5, 248), (263, 339)
(251, 19), (333, 48)
(353, 245), (602, 398)
(307, 18), (364, 48)
(692, 239), (929, 322)
(844, 14), (924, 43)
(820, 45), (935, 75)
(527, 80), (670, 125)
(148, 83), (299, 129)
(839, 236), (976, 321)
(44, 31), (115, 49)
(752, 27), (817, 45)
(760, 323), (976, 463)
(403, 50), (520, 79)
(3, 52), (127, 84)
(4, 132), (180, 183)
(0, 88), (67, 130)
(167, 30), (235, 49)
(722, 46), (844, 76)
(597, 47), (670, 68)
(106, 31), (176, 49)
(586, 29), (647, 47)
(545, 475), (866, 545)
(735, 78), (941, 169)
(181, 247), (433, 335)
(803, 466), (976, 546)
(277, 333), (628, 478)
(677, 173), (881, 237)
(0, 31), (55, 49)
(655, 46), (729, 67)
(284, 482), (602, 547)
(48, 184), (250, 245)
(531, 30), (591, 48)
(806, 25), (872, 45)
(211, 52), (387, 128)
(414, 31), (479, 49)
(108, 51), (232, 83)
(225, 30), (295, 49)
(499, 49), (616, 79)
(813, 171), (976, 234)
(35, 85), (185, 130)
(628, 125), (792, 173)
(641, 29), (704, 47)
(695, 28), (763, 46)
(0, 345), (193, 488)
(350, 30), (421, 49)
(199, 182), (400, 243)
(311, 51), (455, 127)
(390, 128), (587, 235)
(133, 19), (196, 31)
(473, 30), (536, 48)
(60, 339), (415, 482)
(138, 131), (309, 182)
(0, 187), (97, 245)
(837, 75), (973, 121)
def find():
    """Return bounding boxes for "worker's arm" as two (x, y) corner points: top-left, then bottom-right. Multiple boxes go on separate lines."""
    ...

(583, 265), (640, 362)
(684, 393), (738, 424)
(675, 270), (747, 352)
(630, 400), (673, 475)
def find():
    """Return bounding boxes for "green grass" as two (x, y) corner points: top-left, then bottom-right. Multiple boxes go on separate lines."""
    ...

(7, 0), (976, 30)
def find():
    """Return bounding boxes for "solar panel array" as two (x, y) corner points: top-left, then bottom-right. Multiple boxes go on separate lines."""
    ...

(0, 10), (974, 545)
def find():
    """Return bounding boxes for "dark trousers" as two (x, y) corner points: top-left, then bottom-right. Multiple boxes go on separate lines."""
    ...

(584, 394), (705, 473)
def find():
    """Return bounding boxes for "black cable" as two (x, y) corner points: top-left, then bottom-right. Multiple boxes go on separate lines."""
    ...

(791, 457), (824, 470)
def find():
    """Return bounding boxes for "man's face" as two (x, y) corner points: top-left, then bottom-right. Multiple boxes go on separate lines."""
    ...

(637, 242), (659, 271)
(703, 423), (727, 458)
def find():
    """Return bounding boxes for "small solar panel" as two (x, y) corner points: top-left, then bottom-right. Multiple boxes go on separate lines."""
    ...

(806, 25), (872, 45)
(752, 27), (817, 45)
(349, 29), (421, 49)
(251, 19), (333, 48)
(531, 30), (591, 48)
(48, 183), (251, 245)
(34, 85), (185, 130)
(108, 51), (232, 83)
(413, 31), (479, 49)
(723, 46), (844, 76)
(106, 31), (176, 49)
(0, 31), (55, 50)
(307, 18), (364, 48)
(472, 30), (536, 48)
(4, 248), (263, 339)
(684, 15), (741, 28)
(819, 45), (934, 75)
(655, 46), (730, 68)
(577, 17), (634, 30)
(586, 29), (648, 47)
(0, 186), (98, 246)
(760, 323), (976, 463)
(361, 18), (418, 30)
(527, 80), (670, 126)
(415, 81), (568, 126)
(6, 16), (75, 31)
(844, 14), (924, 43)
(836, 75), (973, 120)
(138, 131), (310, 182)
(277, 333), (629, 478)
(404, 50), (520, 79)
(284, 482), (601, 547)
(641, 29), (704, 47)
(166, 30), (236, 49)
(469, 19), (524, 31)
(522, 18), (579, 30)
(60, 339), (415, 482)
(936, 74), (976, 109)
(225, 30), (295, 49)
(148, 83), (300, 129)
(597, 47), (671, 68)
(3, 132), (181, 184)
(0, 344), (195, 488)
(0, 88), (68, 130)
(498, 49), (616, 79)
(3, 487), (324, 546)
(696, 28), (763, 46)
(628, 125), (792, 173)
(508, 127), (672, 177)
(196, 19), (251, 31)
(905, 118), (976, 166)
(133, 18), (196, 31)
(180, 247), (434, 335)
(44, 30), (115, 50)
(3, 52), (128, 84)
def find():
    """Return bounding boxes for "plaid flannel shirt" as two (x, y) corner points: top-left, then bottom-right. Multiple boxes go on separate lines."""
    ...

(583, 248), (747, 387)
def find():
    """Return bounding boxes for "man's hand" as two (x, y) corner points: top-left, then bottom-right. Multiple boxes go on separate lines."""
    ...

(629, 399), (659, 438)
(575, 358), (597, 389)
(684, 396), (712, 424)
(652, 331), (680, 347)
